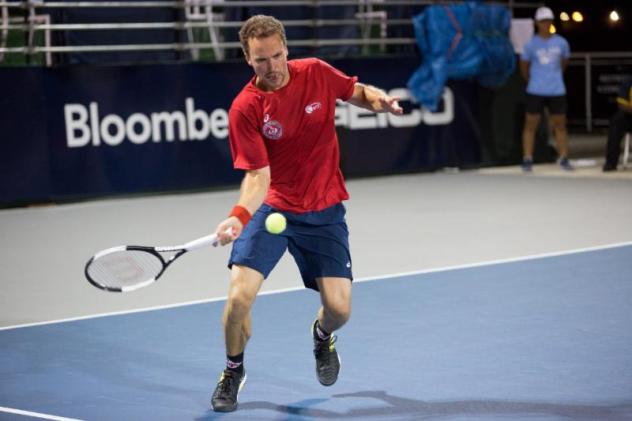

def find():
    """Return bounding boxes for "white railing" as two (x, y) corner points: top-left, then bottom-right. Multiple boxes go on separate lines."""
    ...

(569, 52), (632, 132)
(0, 0), (540, 65)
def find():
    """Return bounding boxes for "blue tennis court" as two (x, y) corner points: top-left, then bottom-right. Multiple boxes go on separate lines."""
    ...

(2, 244), (631, 420)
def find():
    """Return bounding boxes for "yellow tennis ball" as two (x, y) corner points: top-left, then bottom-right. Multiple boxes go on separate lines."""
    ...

(265, 212), (286, 234)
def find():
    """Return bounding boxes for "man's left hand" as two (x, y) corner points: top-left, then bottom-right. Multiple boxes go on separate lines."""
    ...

(379, 95), (403, 115)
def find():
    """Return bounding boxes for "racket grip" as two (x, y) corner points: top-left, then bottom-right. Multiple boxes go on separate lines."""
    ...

(183, 233), (219, 251)
(183, 228), (233, 251)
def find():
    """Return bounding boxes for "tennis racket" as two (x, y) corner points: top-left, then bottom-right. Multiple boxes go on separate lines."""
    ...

(85, 231), (228, 293)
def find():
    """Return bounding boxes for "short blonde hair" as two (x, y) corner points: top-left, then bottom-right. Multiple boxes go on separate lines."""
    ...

(239, 15), (287, 56)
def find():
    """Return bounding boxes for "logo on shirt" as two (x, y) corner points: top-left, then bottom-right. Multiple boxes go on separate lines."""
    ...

(536, 46), (562, 65)
(262, 120), (283, 140)
(305, 102), (322, 114)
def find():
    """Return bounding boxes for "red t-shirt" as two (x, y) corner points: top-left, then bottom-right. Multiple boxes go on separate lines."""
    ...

(228, 58), (358, 213)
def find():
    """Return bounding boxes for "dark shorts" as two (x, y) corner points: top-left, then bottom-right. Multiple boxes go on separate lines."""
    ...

(229, 203), (352, 291)
(525, 94), (567, 114)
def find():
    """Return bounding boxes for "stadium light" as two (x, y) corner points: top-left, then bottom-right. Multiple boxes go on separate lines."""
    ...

(572, 11), (584, 22)
(560, 12), (570, 21)
(549, 24), (556, 34)
(609, 10), (620, 22)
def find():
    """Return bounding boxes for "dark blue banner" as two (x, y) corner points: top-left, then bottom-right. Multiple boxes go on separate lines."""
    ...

(0, 58), (481, 206)
(334, 58), (480, 176)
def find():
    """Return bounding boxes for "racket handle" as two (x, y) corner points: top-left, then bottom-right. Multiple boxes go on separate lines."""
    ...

(183, 228), (233, 251)
(183, 233), (218, 251)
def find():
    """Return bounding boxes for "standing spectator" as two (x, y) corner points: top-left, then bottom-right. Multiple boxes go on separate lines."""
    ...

(603, 76), (632, 171)
(519, 6), (572, 171)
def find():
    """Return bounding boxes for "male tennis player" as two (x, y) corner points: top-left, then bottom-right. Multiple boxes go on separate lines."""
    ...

(520, 6), (573, 172)
(210, 15), (402, 412)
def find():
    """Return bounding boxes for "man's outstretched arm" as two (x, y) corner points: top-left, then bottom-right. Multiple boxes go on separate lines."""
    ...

(347, 82), (403, 115)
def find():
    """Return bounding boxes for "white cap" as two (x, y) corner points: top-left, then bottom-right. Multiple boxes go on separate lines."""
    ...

(535, 6), (554, 21)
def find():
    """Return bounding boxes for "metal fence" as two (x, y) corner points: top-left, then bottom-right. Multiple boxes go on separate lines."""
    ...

(4, 0), (629, 131)
(568, 52), (632, 131)
(0, 0), (539, 65)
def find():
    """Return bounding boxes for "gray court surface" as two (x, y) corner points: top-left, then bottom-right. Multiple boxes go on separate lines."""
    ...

(2, 167), (632, 327)
(1, 166), (632, 420)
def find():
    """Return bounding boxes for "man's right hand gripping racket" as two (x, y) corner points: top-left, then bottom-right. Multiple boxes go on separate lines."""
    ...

(85, 231), (229, 292)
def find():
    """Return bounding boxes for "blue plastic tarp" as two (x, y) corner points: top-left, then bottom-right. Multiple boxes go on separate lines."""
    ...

(408, 2), (515, 111)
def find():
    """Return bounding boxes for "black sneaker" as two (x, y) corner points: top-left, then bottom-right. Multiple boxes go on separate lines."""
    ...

(559, 157), (574, 171)
(312, 320), (340, 386)
(211, 369), (247, 412)
(521, 158), (533, 172)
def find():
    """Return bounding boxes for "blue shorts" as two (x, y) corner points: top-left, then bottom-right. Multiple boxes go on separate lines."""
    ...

(228, 203), (353, 291)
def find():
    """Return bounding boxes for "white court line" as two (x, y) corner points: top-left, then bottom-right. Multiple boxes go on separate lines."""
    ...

(0, 406), (83, 421)
(357, 240), (632, 283)
(1, 240), (631, 332)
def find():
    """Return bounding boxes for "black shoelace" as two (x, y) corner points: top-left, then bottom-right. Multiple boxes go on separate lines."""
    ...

(217, 372), (237, 397)
(314, 335), (337, 358)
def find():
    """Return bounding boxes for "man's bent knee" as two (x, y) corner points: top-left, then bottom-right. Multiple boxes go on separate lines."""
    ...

(317, 277), (352, 325)
(225, 291), (254, 321)
(327, 304), (351, 325)
(224, 265), (263, 323)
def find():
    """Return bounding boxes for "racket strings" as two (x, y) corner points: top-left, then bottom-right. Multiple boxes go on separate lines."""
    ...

(87, 249), (163, 289)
